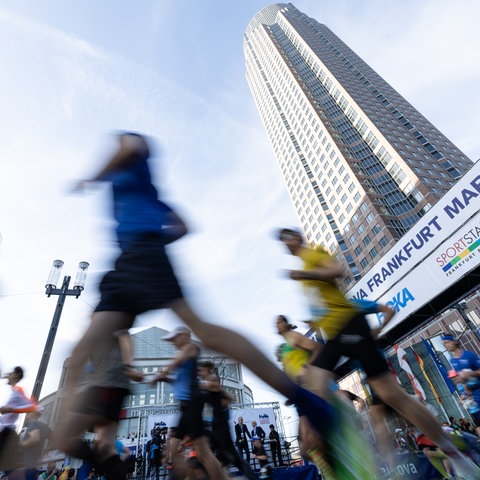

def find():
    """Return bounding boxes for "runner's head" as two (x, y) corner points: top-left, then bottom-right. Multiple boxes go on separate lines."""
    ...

(277, 227), (303, 254)
(276, 315), (297, 334)
(6, 366), (24, 385)
(441, 334), (459, 351)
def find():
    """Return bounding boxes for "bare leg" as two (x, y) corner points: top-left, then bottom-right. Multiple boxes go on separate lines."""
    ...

(65, 311), (135, 392)
(94, 421), (119, 463)
(369, 374), (480, 478)
(423, 449), (450, 478)
(299, 417), (335, 480)
(193, 436), (228, 480)
(169, 437), (191, 479)
(54, 411), (97, 461)
(369, 374), (449, 447)
(54, 311), (134, 466)
(94, 421), (127, 480)
(301, 366), (334, 398)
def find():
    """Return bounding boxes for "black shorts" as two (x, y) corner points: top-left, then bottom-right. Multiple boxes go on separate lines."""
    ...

(470, 411), (480, 427)
(71, 386), (129, 423)
(419, 445), (437, 451)
(95, 233), (183, 316)
(175, 399), (205, 441)
(0, 427), (20, 471)
(312, 313), (389, 379)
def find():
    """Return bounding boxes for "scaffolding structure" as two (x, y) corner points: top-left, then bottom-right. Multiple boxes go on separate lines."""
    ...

(129, 401), (296, 479)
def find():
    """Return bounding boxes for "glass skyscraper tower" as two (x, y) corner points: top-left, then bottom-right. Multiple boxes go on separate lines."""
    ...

(244, 3), (472, 288)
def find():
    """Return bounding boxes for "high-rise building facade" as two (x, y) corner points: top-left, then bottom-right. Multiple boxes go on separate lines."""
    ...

(245, 3), (472, 288)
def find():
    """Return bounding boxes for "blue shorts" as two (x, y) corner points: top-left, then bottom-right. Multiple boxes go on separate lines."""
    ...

(95, 233), (183, 317)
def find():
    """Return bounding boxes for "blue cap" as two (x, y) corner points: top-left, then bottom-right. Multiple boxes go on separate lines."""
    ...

(441, 334), (456, 342)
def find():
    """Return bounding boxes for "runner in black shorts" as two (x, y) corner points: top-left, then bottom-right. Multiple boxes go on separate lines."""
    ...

(71, 386), (129, 424)
(56, 330), (143, 480)
(95, 232), (184, 316)
(312, 313), (390, 379)
(151, 327), (226, 480)
(278, 227), (480, 478)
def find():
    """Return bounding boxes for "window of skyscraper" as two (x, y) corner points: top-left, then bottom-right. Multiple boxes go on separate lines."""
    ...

(379, 236), (388, 248)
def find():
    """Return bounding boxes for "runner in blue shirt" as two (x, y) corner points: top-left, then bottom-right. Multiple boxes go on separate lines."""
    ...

(443, 334), (480, 437)
(58, 132), (336, 477)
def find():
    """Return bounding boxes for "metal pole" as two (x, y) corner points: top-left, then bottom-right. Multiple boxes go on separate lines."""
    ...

(32, 275), (71, 401)
(454, 303), (480, 343)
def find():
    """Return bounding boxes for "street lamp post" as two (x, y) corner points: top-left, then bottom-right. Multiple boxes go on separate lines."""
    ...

(32, 260), (89, 401)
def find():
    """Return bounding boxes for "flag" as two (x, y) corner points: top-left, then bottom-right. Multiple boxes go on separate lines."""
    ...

(386, 357), (402, 385)
(395, 344), (426, 400)
(412, 347), (442, 404)
(421, 337), (456, 394)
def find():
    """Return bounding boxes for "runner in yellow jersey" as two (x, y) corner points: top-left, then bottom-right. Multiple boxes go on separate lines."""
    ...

(275, 315), (335, 479)
(278, 229), (358, 340)
(275, 314), (377, 479)
(278, 227), (480, 479)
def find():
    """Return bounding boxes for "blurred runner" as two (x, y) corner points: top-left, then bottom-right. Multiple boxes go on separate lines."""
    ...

(278, 227), (480, 479)
(0, 366), (40, 478)
(58, 132), (339, 458)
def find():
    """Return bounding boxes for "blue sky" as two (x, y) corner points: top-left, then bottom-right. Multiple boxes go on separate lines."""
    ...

(0, 0), (479, 411)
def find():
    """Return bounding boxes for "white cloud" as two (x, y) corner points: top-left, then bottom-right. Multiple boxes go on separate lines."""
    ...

(0, 0), (478, 407)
